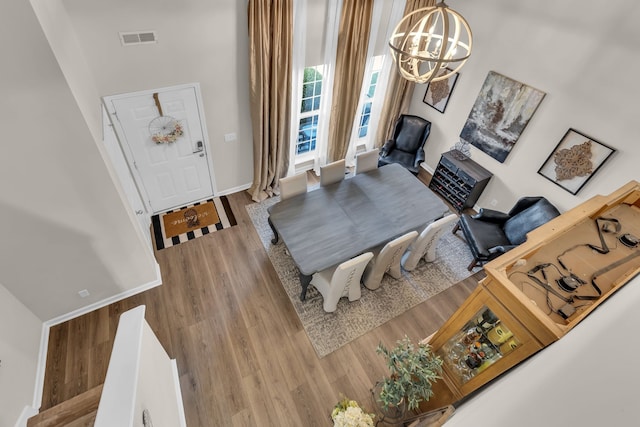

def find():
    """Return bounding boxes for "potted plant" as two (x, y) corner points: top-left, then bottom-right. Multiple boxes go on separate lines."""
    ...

(375, 335), (443, 413)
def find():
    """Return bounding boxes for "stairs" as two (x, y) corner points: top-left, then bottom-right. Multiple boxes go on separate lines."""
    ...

(27, 385), (103, 427)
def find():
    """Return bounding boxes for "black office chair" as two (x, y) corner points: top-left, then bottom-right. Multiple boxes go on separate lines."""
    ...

(378, 114), (431, 174)
(453, 197), (561, 270)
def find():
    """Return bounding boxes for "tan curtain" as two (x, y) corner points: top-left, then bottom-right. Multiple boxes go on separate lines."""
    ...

(247, 0), (293, 202)
(376, 0), (436, 146)
(326, 0), (374, 162)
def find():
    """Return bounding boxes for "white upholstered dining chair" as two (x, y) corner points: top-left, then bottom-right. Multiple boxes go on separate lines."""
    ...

(401, 214), (458, 271)
(310, 252), (374, 312)
(363, 231), (418, 290)
(354, 148), (379, 175)
(320, 159), (346, 187)
(279, 173), (308, 200)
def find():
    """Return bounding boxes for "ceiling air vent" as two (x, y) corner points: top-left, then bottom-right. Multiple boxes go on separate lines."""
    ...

(119, 31), (157, 46)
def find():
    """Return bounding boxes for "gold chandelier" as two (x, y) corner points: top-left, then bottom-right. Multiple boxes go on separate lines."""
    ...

(389, 1), (472, 84)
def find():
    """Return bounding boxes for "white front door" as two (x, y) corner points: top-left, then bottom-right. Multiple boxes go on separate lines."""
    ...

(108, 85), (214, 214)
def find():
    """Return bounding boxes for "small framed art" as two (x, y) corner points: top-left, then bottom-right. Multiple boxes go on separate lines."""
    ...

(537, 128), (615, 195)
(422, 69), (459, 113)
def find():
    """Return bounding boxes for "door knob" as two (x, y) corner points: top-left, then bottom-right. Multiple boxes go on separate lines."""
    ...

(136, 210), (143, 215)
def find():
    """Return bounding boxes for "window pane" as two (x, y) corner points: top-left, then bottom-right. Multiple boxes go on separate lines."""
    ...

(297, 115), (318, 155)
(302, 82), (314, 99)
(314, 81), (322, 96)
(367, 71), (379, 98)
(301, 98), (312, 113)
(358, 102), (372, 138)
(313, 96), (321, 110)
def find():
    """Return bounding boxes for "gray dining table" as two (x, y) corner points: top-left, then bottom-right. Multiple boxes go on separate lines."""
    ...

(267, 163), (450, 301)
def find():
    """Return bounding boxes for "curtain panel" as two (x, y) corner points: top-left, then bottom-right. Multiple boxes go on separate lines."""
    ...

(376, 0), (436, 147)
(326, 0), (374, 163)
(247, 0), (294, 202)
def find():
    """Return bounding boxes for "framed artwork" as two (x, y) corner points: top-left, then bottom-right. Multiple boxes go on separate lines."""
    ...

(423, 69), (459, 113)
(538, 129), (615, 195)
(460, 71), (545, 163)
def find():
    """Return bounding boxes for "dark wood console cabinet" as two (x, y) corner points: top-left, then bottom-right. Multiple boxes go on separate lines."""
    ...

(429, 150), (492, 212)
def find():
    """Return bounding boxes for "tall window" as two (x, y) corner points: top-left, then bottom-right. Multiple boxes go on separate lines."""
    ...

(296, 65), (324, 155)
(357, 55), (384, 139)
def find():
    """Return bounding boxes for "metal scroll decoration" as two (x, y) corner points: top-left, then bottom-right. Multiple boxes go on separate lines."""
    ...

(149, 93), (183, 144)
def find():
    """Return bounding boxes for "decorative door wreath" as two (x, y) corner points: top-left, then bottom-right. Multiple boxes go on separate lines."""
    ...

(148, 93), (184, 144)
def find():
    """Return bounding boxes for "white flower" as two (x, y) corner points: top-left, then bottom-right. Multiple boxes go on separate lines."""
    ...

(332, 405), (374, 427)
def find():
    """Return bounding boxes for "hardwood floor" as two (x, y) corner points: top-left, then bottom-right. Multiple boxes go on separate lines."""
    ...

(40, 188), (481, 426)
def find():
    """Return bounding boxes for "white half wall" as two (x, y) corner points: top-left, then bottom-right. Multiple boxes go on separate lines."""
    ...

(0, 284), (42, 427)
(95, 305), (185, 427)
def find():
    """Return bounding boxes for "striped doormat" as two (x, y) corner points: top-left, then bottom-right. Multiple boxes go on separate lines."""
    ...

(151, 196), (237, 250)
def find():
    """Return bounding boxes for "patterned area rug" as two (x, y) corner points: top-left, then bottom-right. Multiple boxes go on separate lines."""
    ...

(246, 196), (475, 358)
(152, 196), (237, 250)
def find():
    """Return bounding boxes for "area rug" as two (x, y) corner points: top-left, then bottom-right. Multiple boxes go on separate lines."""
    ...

(152, 196), (237, 250)
(246, 196), (475, 358)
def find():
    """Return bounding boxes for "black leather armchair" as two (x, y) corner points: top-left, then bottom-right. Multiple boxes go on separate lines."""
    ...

(378, 114), (431, 174)
(453, 197), (561, 270)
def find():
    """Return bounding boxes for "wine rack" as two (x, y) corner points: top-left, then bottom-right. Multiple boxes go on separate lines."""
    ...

(429, 150), (492, 212)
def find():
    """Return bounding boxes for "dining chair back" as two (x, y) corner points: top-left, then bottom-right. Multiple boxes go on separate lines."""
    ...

(279, 173), (308, 200)
(320, 159), (346, 187)
(401, 214), (458, 271)
(310, 252), (374, 312)
(355, 149), (380, 175)
(363, 231), (418, 290)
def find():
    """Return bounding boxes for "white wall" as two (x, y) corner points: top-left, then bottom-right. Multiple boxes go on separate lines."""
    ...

(444, 274), (640, 427)
(409, 0), (640, 212)
(60, 0), (253, 194)
(0, 284), (42, 427)
(0, 0), (158, 321)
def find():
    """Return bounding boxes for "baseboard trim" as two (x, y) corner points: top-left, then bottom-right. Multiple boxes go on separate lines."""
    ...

(217, 182), (252, 197)
(14, 405), (38, 427)
(45, 261), (162, 327)
(32, 261), (163, 412)
(31, 323), (50, 413)
(420, 162), (435, 175)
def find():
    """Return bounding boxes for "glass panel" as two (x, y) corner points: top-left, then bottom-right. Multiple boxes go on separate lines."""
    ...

(301, 98), (312, 113)
(302, 82), (314, 99)
(296, 115), (318, 155)
(367, 71), (379, 97)
(358, 102), (372, 138)
(438, 306), (521, 385)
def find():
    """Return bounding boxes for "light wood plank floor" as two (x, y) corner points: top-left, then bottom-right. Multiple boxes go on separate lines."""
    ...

(40, 188), (482, 426)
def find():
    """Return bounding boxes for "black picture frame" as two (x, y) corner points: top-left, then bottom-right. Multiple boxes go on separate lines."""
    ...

(422, 70), (459, 113)
(537, 128), (615, 195)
